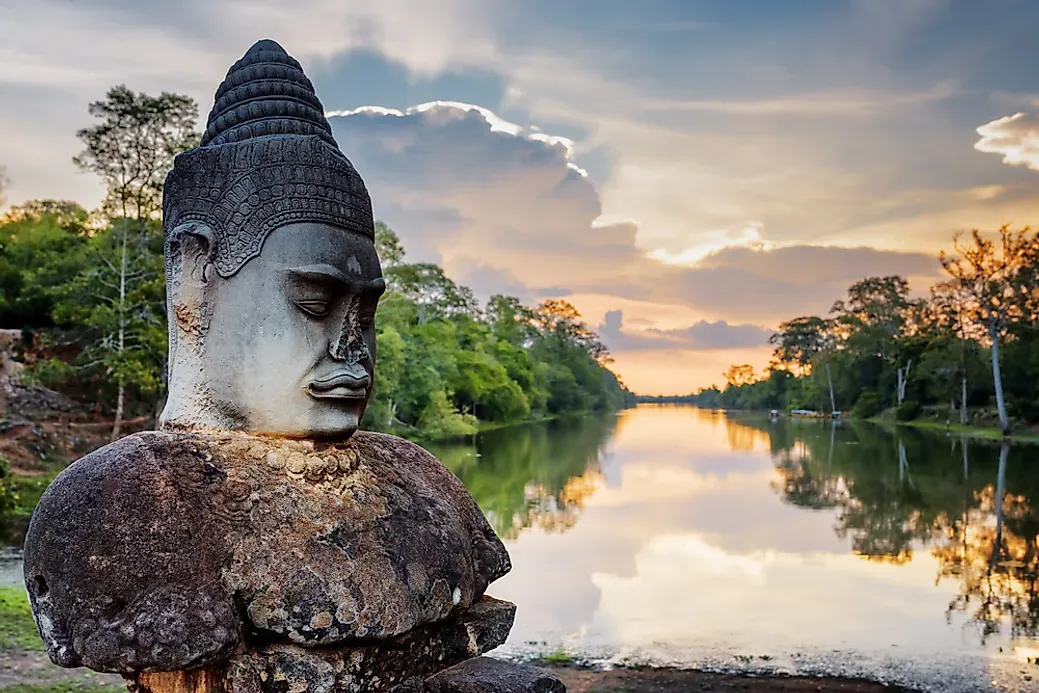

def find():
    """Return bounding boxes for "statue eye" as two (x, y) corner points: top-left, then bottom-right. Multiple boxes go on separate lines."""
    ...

(359, 313), (375, 328)
(296, 300), (330, 317)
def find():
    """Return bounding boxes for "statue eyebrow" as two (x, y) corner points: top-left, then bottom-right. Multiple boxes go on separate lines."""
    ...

(284, 266), (385, 294)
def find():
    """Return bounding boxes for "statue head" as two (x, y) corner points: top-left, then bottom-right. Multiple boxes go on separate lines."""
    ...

(160, 40), (384, 438)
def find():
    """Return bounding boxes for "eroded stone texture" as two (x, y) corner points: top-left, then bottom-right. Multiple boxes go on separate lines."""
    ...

(131, 597), (515, 693)
(24, 430), (510, 674)
(425, 658), (566, 693)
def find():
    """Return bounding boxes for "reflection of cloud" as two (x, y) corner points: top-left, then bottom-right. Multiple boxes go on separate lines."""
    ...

(975, 112), (1039, 171)
(591, 532), (964, 656)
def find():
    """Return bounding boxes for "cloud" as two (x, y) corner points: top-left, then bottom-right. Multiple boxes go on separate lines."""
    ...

(975, 112), (1039, 171)
(330, 102), (947, 326)
(598, 311), (773, 352)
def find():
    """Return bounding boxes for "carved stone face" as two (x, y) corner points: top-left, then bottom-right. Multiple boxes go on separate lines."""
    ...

(165, 222), (384, 439)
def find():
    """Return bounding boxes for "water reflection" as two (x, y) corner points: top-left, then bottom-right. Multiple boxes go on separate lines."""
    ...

(442, 406), (1039, 692)
(756, 417), (1039, 645)
(426, 415), (620, 540)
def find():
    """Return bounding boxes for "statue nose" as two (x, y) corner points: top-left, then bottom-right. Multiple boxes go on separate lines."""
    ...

(328, 302), (371, 364)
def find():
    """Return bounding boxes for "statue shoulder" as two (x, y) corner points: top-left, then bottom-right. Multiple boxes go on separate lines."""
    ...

(23, 431), (238, 673)
(351, 430), (441, 464)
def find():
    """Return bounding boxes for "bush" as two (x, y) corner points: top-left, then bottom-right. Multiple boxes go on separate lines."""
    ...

(852, 391), (884, 419)
(418, 390), (478, 439)
(21, 357), (75, 389)
(0, 455), (17, 517)
(895, 400), (921, 421)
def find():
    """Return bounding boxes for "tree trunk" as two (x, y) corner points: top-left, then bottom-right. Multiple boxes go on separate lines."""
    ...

(824, 360), (836, 414)
(988, 323), (1010, 434)
(961, 437), (968, 479)
(112, 222), (128, 442)
(111, 384), (124, 441)
(896, 360), (912, 406)
(960, 375), (968, 426)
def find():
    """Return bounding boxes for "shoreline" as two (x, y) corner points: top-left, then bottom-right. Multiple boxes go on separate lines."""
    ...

(539, 663), (915, 693)
(640, 402), (1039, 444)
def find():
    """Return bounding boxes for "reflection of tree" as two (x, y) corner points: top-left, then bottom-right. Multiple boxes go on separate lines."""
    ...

(937, 444), (1039, 642)
(735, 414), (1039, 642)
(429, 414), (617, 539)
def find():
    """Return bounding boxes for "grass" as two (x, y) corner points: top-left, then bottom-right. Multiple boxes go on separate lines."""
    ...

(870, 417), (1039, 444)
(0, 586), (44, 651)
(539, 648), (577, 666)
(0, 685), (124, 693)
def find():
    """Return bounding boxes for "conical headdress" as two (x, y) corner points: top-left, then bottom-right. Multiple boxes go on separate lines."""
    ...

(163, 39), (374, 278)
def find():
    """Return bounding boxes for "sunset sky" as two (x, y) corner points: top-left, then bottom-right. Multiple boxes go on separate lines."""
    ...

(4, 0), (1039, 394)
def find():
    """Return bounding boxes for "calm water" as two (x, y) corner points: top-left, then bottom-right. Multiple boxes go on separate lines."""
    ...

(3, 406), (1038, 691)
(429, 406), (1039, 693)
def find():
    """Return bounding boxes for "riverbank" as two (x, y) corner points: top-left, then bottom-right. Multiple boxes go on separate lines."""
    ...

(544, 664), (914, 692)
(878, 418), (1039, 444)
(679, 404), (1039, 445)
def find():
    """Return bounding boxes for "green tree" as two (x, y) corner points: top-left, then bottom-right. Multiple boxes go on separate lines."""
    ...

(770, 315), (838, 413)
(0, 201), (91, 328)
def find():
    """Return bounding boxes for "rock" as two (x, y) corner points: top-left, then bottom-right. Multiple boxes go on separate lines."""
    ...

(24, 430), (510, 673)
(133, 597), (516, 693)
(425, 658), (566, 693)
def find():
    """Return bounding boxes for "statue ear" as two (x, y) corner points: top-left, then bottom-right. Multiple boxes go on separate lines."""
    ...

(166, 222), (217, 341)
(167, 222), (216, 285)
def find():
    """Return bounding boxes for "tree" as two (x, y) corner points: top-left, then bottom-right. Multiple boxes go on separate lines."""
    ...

(926, 280), (983, 424)
(72, 86), (198, 439)
(387, 263), (478, 323)
(486, 295), (537, 347)
(0, 201), (91, 328)
(532, 299), (609, 362)
(374, 221), (405, 268)
(831, 276), (920, 407)
(770, 315), (838, 413)
(724, 364), (757, 388)
(940, 226), (1036, 435)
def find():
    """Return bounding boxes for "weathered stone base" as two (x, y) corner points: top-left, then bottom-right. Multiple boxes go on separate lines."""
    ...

(426, 658), (565, 693)
(131, 597), (516, 693)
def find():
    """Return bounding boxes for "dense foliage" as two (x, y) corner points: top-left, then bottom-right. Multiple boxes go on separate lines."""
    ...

(641, 226), (1039, 433)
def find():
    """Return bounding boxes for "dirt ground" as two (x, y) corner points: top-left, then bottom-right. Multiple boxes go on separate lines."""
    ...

(545, 665), (914, 693)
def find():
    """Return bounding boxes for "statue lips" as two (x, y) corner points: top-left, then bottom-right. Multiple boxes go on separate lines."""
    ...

(306, 372), (370, 401)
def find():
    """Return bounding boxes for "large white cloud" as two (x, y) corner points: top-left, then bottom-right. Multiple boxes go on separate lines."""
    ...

(975, 112), (1039, 171)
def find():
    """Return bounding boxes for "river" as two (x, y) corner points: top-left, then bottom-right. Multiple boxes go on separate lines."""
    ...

(427, 405), (1039, 693)
(3, 405), (1038, 691)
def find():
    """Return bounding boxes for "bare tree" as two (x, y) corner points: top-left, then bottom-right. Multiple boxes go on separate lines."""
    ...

(940, 226), (1036, 435)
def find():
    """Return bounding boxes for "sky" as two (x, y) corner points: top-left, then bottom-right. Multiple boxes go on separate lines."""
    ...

(3, 0), (1039, 394)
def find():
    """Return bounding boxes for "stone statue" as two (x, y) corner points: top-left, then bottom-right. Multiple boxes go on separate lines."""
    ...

(23, 40), (563, 693)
